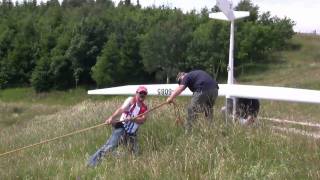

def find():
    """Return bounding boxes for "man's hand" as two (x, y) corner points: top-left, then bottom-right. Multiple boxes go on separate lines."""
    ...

(123, 117), (133, 122)
(166, 85), (185, 104)
(166, 97), (174, 104)
(105, 117), (113, 124)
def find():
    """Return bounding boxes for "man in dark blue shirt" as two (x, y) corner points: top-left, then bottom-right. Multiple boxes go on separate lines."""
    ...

(167, 70), (219, 132)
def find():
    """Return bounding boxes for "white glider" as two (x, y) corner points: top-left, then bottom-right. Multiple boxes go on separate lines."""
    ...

(88, 84), (320, 104)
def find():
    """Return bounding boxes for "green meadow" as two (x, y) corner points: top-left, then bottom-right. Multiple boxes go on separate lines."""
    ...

(0, 34), (320, 179)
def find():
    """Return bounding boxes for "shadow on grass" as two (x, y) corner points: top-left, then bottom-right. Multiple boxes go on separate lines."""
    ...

(286, 42), (302, 51)
(235, 53), (287, 80)
(233, 38), (304, 81)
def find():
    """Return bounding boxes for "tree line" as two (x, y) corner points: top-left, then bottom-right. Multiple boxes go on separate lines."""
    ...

(0, 0), (295, 92)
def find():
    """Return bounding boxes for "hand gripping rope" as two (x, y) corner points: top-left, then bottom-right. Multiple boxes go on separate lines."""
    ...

(0, 101), (182, 158)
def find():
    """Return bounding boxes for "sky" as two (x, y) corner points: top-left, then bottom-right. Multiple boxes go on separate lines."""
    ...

(33, 0), (320, 34)
(113, 0), (320, 34)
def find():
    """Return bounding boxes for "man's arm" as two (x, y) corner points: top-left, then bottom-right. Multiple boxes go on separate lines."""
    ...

(106, 97), (133, 124)
(166, 85), (186, 103)
(105, 107), (125, 124)
(133, 114), (147, 124)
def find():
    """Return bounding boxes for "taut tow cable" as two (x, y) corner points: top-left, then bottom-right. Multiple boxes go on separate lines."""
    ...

(0, 101), (169, 158)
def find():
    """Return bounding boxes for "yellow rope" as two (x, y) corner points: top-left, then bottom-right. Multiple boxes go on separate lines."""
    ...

(0, 101), (169, 158)
(172, 102), (183, 126)
(0, 123), (106, 158)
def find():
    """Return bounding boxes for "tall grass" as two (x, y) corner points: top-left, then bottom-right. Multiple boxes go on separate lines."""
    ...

(0, 98), (320, 179)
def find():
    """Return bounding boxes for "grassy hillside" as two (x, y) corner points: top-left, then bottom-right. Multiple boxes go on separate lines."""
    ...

(242, 34), (320, 89)
(0, 34), (320, 179)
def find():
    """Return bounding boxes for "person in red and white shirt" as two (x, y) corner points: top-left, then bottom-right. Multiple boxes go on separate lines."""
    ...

(87, 86), (148, 167)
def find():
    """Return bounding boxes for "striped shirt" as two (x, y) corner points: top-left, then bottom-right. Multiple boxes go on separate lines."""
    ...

(119, 97), (147, 135)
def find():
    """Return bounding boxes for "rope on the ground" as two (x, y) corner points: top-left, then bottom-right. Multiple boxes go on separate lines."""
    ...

(0, 101), (169, 158)
(172, 102), (183, 126)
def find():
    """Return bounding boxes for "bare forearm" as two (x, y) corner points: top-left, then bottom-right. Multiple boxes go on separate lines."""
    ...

(110, 108), (124, 119)
(134, 115), (146, 124)
(166, 85), (185, 103)
(171, 88), (183, 98)
(105, 107), (125, 124)
(169, 85), (186, 99)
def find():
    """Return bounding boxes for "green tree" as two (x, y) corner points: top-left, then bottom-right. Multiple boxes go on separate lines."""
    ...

(62, 0), (88, 7)
(50, 55), (74, 89)
(46, 0), (60, 6)
(4, 15), (38, 86)
(91, 33), (121, 87)
(186, 20), (229, 79)
(141, 10), (191, 83)
(269, 17), (295, 50)
(0, 61), (9, 88)
(96, 0), (113, 7)
(235, 0), (259, 22)
(31, 57), (53, 92)
(0, 0), (296, 91)
(66, 17), (107, 87)
(112, 7), (148, 84)
(236, 22), (273, 64)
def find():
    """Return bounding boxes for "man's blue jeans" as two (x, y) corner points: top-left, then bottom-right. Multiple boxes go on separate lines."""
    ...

(87, 127), (138, 167)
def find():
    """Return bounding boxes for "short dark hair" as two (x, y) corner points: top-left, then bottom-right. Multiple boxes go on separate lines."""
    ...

(176, 72), (186, 84)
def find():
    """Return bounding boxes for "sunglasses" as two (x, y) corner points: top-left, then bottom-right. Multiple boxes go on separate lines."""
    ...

(138, 92), (147, 96)
(177, 78), (182, 85)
